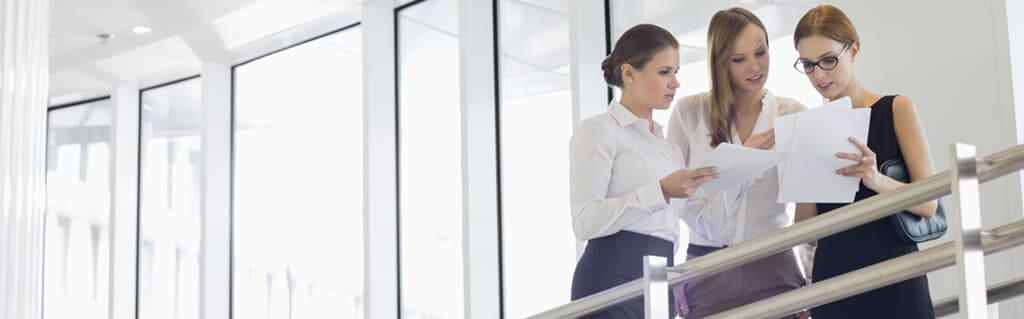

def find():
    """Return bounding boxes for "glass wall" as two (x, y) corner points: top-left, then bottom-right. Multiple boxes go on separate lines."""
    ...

(397, 0), (465, 317)
(36, 4), (830, 319)
(44, 99), (114, 319)
(138, 78), (203, 319)
(610, 0), (819, 264)
(232, 25), (365, 318)
(497, 0), (577, 318)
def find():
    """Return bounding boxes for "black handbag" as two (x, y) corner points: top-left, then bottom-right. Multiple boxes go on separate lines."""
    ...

(880, 158), (947, 243)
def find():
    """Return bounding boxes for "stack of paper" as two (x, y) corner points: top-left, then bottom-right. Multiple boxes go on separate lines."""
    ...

(774, 97), (872, 203)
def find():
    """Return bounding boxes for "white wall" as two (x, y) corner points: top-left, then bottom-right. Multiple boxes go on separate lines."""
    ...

(1007, 0), (1024, 314)
(1009, 0), (1024, 260)
(1011, 0), (1024, 147)
(824, 0), (1024, 317)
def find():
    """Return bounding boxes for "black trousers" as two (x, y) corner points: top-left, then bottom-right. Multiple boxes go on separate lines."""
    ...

(571, 231), (676, 319)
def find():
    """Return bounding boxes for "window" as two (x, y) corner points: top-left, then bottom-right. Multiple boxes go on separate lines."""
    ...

(398, 0), (465, 317)
(44, 98), (114, 319)
(138, 77), (203, 319)
(497, 0), (576, 317)
(232, 25), (364, 319)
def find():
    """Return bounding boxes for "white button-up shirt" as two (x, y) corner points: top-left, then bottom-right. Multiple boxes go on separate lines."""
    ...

(569, 101), (687, 245)
(667, 91), (806, 247)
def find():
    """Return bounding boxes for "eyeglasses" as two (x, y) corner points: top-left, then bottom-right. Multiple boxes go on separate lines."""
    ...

(793, 45), (850, 74)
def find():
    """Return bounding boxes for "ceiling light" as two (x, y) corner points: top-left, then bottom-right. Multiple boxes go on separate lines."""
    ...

(96, 33), (114, 45)
(132, 26), (152, 34)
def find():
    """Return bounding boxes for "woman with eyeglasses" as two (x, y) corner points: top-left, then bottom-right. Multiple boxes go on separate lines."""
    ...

(791, 5), (938, 318)
(665, 8), (808, 318)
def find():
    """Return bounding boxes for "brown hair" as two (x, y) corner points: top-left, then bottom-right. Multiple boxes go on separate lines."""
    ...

(706, 8), (769, 147)
(793, 4), (860, 48)
(602, 24), (679, 88)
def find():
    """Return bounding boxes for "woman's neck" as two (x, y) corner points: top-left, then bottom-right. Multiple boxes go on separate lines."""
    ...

(732, 88), (765, 117)
(838, 80), (875, 108)
(620, 95), (653, 121)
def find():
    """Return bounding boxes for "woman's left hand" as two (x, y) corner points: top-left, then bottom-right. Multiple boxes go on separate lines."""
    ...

(835, 137), (883, 190)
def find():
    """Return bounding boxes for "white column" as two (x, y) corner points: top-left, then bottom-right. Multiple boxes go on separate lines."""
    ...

(458, 0), (502, 318)
(1007, 0), (1024, 315)
(569, 0), (610, 126)
(568, 0), (608, 258)
(198, 62), (232, 319)
(363, 1), (400, 318)
(109, 84), (140, 319)
(0, 0), (50, 317)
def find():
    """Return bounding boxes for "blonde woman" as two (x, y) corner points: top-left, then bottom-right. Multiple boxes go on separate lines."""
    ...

(667, 8), (807, 318)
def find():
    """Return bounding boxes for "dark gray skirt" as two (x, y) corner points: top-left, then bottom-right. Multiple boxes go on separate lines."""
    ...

(679, 244), (805, 318)
(571, 231), (676, 319)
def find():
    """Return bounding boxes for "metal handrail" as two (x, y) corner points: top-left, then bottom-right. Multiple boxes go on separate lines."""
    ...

(934, 275), (1024, 317)
(708, 219), (1024, 318)
(528, 143), (1024, 319)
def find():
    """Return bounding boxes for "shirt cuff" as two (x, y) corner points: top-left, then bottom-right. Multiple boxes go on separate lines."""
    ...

(638, 181), (669, 212)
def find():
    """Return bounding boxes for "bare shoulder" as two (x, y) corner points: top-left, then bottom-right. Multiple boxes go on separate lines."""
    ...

(891, 95), (920, 120)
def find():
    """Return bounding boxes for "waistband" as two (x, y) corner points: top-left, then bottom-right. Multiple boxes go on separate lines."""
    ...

(686, 243), (728, 257)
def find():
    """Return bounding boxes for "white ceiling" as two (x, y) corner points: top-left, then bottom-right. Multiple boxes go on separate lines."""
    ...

(49, 0), (361, 104)
(48, 0), (817, 105)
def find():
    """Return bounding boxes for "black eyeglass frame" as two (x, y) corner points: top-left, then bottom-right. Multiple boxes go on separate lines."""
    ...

(793, 44), (851, 74)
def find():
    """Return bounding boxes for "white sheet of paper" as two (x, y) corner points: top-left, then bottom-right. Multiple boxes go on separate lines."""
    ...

(816, 96), (852, 111)
(774, 113), (799, 152)
(773, 111), (799, 184)
(774, 97), (851, 151)
(773, 97), (850, 183)
(777, 105), (871, 203)
(695, 143), (791, 194)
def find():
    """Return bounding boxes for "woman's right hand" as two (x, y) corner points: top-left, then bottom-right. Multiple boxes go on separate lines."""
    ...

(660, 166), (718, 200)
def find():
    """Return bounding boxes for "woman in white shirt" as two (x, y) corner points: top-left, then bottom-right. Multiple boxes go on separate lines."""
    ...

(569, 24), (718, 318)
(666, 8), (807, 318)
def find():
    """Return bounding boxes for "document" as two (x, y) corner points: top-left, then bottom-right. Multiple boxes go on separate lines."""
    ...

(774, 111), (798, 184)
(775, 97), (852, 154)
(775, 97), (872, 203)
(694, 143), (791, 194)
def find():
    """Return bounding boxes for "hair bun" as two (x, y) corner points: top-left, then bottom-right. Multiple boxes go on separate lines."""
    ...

(601, 55), (620, 87)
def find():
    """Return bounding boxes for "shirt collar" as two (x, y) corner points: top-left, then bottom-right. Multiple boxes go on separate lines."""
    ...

(609, 101), (664, 132)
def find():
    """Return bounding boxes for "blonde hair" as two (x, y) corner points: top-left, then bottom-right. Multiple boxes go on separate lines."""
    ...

(793, 4), (860, 48)
(706, 8), (768, 147)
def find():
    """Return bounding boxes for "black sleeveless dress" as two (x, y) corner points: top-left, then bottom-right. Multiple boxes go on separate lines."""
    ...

(811, 96), (935, 319)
